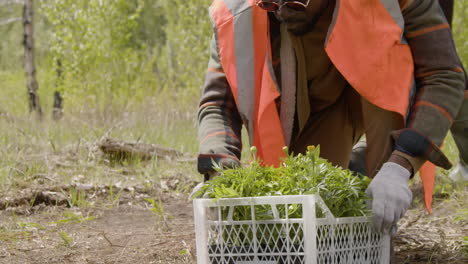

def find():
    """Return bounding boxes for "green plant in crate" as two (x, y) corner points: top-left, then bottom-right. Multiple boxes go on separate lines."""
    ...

(195, 145), (371, 219)
(195, 146), (372, 250)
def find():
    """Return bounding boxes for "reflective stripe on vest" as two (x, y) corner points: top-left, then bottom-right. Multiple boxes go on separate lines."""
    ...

(210, 0), (286, 166)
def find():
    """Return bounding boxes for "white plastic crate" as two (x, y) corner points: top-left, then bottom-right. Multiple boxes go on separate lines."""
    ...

(193, 195), (390, 264)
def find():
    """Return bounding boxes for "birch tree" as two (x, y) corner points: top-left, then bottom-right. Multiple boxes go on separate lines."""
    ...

(23, 0), (42, 117)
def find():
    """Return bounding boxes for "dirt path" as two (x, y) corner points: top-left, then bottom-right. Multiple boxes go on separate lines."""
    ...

(0, 189), (466, 264)
(0, 192), (196, 264)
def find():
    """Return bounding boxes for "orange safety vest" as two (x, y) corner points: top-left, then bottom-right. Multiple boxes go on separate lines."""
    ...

(210, 0), (434, 212)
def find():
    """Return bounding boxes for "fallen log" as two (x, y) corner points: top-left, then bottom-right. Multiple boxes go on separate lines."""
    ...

(98, 138), (194, 162)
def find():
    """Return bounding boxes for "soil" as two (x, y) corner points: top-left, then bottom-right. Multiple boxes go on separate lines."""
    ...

(0, 185), (466, 264)
(0, 189), (196, 264)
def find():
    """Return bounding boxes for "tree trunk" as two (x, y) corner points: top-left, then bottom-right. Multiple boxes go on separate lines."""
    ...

(23, 0), (42, 117)
(52, 91), (63, 120)
(53, 59), (63, 120)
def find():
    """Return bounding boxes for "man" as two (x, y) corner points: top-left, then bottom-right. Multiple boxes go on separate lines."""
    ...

(197, 0), (466, 234)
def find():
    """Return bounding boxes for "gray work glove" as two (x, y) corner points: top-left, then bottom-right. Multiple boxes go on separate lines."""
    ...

(365, 162), (412, 234)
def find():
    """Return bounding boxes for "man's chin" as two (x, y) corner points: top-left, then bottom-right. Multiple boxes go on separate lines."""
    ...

(285, 22), (309, 35)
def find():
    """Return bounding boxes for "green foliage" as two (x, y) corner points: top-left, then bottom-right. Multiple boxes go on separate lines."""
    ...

(453, 1), (468, 68)
(108, 184), (124, 207)
(454, 208), (468, 224)
(68, 187), (90, 208)
(25, 0), (213, 111)
(145, 197), (170, 230)
(134, 0), (167, 51)
(18, 222), (46, 230)
(58, 231), (74, 247)
(156, 0), (212, 101)
(196, 146), (371, 219)
(195, 146), (371, 250)
(145, 197), (165, 217)
(49, 210), (96, 225)
(1, 0), (467, 115)
(39, 0), (147, 107)
(0, 5), (24, 71)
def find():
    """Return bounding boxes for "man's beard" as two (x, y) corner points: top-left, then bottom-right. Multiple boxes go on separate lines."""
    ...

(275, 0), (331, 35)
(280, 13), (323, 35)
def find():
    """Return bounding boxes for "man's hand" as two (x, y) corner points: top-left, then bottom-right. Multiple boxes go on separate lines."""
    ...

(365, 162), (412, 234)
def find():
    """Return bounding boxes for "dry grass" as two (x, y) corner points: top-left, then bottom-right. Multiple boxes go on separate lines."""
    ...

(0, 74), (202, 262)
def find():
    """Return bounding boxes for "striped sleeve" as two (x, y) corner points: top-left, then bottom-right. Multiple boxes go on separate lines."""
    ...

(391, 0), (466, 169)
(437, 0), (454, 26)
(197, 34), (243, 175)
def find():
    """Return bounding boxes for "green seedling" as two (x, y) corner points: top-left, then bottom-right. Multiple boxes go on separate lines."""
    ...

(58, 231), (74, 247)
(454, 209), (468, 224)
(0, 230), (33, 243)
(108, 184), (123, 207)
(145, 198), (165, 217)
(18, 222), (46, 230)
(145, 197), (169, 229)
(68, 187), (90, 208)
(179, 240), (193, 261)
(0, 224), (33, 243)
(49, 210), (96, 225)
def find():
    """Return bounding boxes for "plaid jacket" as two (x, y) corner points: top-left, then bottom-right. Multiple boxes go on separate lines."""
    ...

(197, 0), (466, 175)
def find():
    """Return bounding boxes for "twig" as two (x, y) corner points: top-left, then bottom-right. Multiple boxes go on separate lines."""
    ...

(14, 246), (45, 252)
(149, 241), (168, 247)
(100, 232), (125, 248)
(28, 173), (56, 182)
(118, 236), (133, 258)
(400, 211), (424, 229)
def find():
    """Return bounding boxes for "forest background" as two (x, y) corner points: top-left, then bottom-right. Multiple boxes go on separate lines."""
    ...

(0, 0), (467, 148)
(0, 0), (467, 263)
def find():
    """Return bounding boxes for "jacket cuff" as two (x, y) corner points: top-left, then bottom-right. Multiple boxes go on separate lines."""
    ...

(388, 152), (414, 177)
(393, 150), (426, 175)
(391, 128), (452, 170)
(197, 153), (240, 175)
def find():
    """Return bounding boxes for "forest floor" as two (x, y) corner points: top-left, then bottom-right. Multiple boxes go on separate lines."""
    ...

(0, 154), (466, 264)
(0, 104), (466, 263)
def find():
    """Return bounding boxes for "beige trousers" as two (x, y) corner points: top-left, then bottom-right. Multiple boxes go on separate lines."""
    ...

(290, 85), (404, 177)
